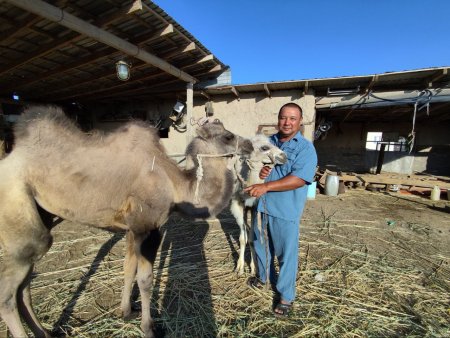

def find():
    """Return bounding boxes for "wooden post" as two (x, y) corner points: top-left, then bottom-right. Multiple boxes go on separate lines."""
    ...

(376, 143), (386, 174)
(186, 82), (194, 143)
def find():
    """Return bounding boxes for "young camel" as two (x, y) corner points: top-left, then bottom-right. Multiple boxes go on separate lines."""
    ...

(0, 105), (253, 338)
(230, 134), (287, 275)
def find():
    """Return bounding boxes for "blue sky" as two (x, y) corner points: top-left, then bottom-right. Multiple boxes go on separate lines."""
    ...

(153, 0), (450, 85)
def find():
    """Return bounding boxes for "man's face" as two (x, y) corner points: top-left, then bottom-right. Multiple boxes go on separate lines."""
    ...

(278, 106), (303, 140)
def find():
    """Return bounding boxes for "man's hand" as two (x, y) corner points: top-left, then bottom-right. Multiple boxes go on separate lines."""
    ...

(243, 183), (269, 198)
(260, 165), (272, 179)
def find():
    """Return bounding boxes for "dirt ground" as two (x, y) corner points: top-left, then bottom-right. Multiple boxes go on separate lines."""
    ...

(1, 188), (449, 337)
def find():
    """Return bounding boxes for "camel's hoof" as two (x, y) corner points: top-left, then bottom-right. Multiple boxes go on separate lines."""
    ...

(235, 263), (245, 276)
(143, 331), (155, 338)
(142, 321), (155, 338)
(122, 310), (139, 321)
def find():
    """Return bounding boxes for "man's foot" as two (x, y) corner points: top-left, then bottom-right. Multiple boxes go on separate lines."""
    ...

(273, 300), (292, 318)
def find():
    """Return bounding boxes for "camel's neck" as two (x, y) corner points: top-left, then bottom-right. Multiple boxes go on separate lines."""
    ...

(172, 155), (234, 219)
(245, 159), (267, 186)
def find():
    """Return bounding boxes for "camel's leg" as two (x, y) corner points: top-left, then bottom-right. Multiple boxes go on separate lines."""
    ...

(17, 268), (52, 338)
(230, 199), (246, 275)
(133, 232), (158, 338)
(120, 231), (138, 320)
(0, 241), (51, 338)
(0, 186), (53, 338)
(0, 257), (32, 338)
(248, 208), (257, 276)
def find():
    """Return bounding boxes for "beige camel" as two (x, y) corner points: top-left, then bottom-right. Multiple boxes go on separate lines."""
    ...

(0, 105), (253, 338)
(230, 134), (287, 275)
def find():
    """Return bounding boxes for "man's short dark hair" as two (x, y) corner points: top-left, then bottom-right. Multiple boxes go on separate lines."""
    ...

(278, 102), (303, 117)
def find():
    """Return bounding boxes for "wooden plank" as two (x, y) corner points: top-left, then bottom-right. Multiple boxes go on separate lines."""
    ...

(357, 175), (450, 189)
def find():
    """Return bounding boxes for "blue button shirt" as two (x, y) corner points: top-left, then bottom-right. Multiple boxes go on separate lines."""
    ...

(257, 131), (317, 222)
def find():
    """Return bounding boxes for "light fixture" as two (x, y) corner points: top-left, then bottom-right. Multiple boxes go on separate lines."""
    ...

(173, 101), (185, 114)
(116, 60), (131, 81)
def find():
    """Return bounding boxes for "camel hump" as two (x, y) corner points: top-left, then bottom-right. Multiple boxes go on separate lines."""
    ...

(14, 105), (81, 144)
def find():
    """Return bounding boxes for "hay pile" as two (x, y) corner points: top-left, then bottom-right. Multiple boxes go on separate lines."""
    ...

(0, 190), (449, 337)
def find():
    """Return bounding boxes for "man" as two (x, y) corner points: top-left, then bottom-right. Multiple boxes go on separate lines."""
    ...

(244, 102), (317, 317)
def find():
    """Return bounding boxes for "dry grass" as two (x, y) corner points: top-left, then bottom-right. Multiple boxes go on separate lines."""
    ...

(1, 190), (449, 337)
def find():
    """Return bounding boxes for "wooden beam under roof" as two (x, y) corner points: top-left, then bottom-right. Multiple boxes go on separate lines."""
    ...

(365, 75), (379, 93)
(425, 68), (448, 88)
(11, 25), (185, 93)
(36, 39), (203, 101)
(135, 23), (174, 43)
(0, 1), (140, 77)
(231, 86), (240, 100)
(153, 42), (196, 62)
(200, 91), (210, 100)
(0, 14), (39, 44)
(193, 64), (223, 78)
(5, 0), (197, 84)
(196, 54), (214, 64)
(141, 1), (208, 57)
(303, 81), (309, 95)
(264, 83), (271, 97)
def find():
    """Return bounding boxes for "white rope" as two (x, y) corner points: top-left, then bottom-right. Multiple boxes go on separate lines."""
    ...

(190, 116), (220, 127)
(150, 155), (155, 171)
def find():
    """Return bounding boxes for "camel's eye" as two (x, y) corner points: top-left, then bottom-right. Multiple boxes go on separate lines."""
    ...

(260, 146), (270, 151)
(223, 133), (235, 141)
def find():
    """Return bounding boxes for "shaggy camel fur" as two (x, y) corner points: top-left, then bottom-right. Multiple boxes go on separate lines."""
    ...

(0, 106), (253, 338)
(230, 134), (287, 275)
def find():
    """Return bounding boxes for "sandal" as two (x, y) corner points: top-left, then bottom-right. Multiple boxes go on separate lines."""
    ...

(274, 301), (292, 318)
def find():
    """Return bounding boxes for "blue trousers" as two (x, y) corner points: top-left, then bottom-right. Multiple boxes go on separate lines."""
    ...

(252, 213), (299, 303)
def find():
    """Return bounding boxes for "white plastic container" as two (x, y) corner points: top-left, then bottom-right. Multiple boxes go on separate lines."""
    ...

(307, 182), (317, 200)
(325, 175), (339, 196)
(430, 186), (440, 201)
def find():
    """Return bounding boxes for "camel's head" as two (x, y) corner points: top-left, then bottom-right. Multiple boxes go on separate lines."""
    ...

(194, 120), (253, 156)
(251, 134), (287, 166)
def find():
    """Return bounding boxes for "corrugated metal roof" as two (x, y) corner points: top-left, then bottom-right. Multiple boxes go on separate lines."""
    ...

(198, 67), (450, 97)
(195, 67), (450, 123)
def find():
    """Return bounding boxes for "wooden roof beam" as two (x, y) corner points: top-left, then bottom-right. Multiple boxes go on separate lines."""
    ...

(134, 23), (174, 44)
(159, 42), (196, 60)
(6, 0), (197, 83)
(264, 83), (271, 97)
(8, 20), (178, 93)
(303, 81), (309, 95)
(231, 86), (240, 100)
(425, 68), (448, 88)
(0, 0), (150, 77)
(196, 54), (214, 64)
(200, 91), (211, 100)
(192, 64), (223, 78)
(2, 47), (117, 92)
(141, 1), (207, 56)
(0, 14), (39, 44)
(365, 74), (379, 93)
